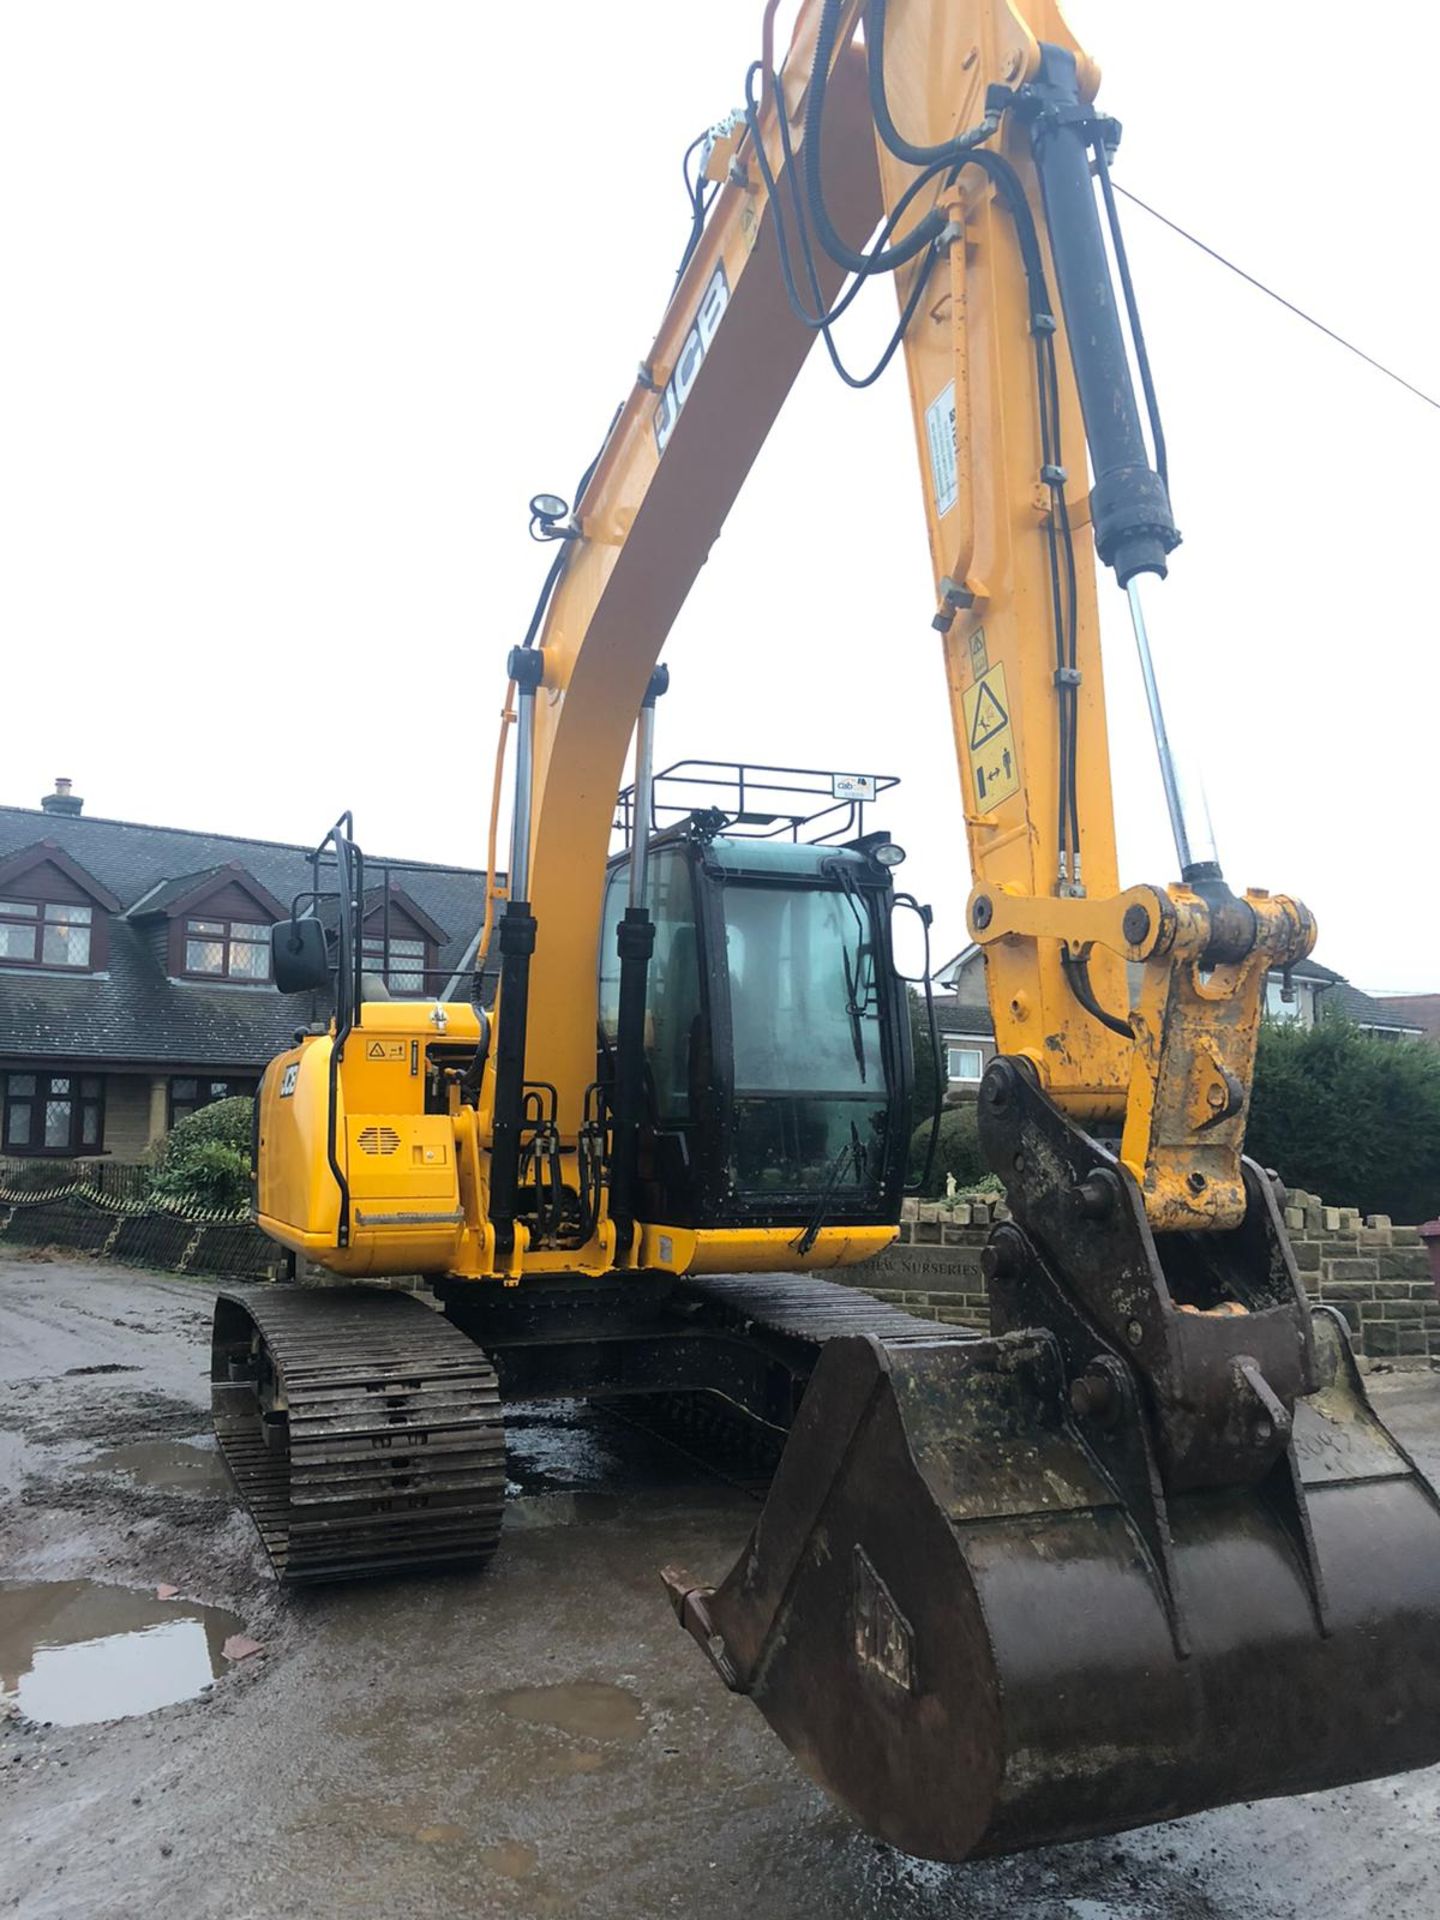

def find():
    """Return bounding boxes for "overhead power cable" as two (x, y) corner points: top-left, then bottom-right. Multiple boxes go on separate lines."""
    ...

(1113, 183), (1440, 414)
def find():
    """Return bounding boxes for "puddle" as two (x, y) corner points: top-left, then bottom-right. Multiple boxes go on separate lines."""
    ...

(0, 1581), (245, 1726)
(480, 1840), (539, 1879)
(493, 1681), (644, 1745)
(79, 1437), (234, 1495)
(505, 1491), (623, 1531)
(503, 1400), (701, 1498)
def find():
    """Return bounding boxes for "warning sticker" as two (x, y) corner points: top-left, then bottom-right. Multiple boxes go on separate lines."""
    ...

(961, 663), (1019, 815)
(925, 381), (958, 518)
(365, 1040), (407, 1062)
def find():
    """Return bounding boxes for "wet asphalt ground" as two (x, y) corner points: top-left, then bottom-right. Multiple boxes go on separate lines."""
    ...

(3, 1253), (1440, 1920)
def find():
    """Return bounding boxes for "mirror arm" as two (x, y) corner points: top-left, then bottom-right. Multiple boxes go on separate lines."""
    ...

(894, 895), (943, 1199)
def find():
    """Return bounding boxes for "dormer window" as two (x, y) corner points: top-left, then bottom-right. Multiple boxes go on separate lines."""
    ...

(0, 844), (116, 974)
(184, 917), (271, 982)
(0, 898), (93, 969)
(362, 930), (427, 995)
(357, 886), (449, 999)
(122, 863), (283, 985)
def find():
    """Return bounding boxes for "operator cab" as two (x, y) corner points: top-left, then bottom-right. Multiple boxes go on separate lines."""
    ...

(598, 817), (913, 1233)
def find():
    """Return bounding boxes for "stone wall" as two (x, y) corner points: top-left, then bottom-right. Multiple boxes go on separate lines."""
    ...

(848, 1187), (1437, 1362)
(847, 1194), (1009, 1332)
(1279, 1189), (1436, 1360)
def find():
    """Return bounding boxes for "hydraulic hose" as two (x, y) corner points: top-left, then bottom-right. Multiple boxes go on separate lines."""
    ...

(803, 0), (944, 275)
(864, 0), (1004, 168)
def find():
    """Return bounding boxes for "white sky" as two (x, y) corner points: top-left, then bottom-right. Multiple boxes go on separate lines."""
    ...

(3, 2), (1437, 992)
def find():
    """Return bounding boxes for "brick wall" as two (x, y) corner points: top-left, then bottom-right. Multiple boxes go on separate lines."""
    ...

(848, 1188), (1437, 1362)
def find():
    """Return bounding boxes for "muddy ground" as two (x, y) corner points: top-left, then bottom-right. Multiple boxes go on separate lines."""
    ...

(3, 1255), (1440, 1920)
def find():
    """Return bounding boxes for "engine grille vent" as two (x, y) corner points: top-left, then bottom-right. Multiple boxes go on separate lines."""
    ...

(357, 1125), (401, 1156)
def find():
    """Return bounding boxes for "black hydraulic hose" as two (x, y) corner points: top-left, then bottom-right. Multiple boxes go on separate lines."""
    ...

(753, 57), (1047, 393)
(763, 64), (939, 388)
(521, 545), (569, 651)
(742, 63), (946, 333)
(1061, 951), (1133, 1039)
(803, 0), (944, 275)
(864, 0), (1004, 168)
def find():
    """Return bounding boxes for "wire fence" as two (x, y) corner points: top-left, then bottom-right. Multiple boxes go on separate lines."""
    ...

(0, 1158), (281, 1279)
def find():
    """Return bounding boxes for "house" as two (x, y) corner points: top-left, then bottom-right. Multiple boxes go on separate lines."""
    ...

(1264, 960), (1425, 1039)
(0, 781), (494, 1160)
(929, 944), (1424, 1097)
(929, 945), (1001, 1093)
(1368, 994), (1440, 1045)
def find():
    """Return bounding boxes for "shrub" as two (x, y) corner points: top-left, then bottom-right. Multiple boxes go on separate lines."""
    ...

(150, 1097), (254, 1213)
(908, 1103), (990, 1197)
(1247, 1020), (1440, 1225)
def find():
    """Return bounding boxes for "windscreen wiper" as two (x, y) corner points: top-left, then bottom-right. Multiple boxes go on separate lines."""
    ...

(841, 943), (868, 1084)
(790, 1124), (865, 1256)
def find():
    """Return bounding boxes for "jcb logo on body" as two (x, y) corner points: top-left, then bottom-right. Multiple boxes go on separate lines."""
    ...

(279, 1062), (300, 1099)
(653, 264), (730, 456)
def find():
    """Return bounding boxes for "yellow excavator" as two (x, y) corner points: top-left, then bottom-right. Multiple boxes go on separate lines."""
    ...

(214, 0), (1440, 1863)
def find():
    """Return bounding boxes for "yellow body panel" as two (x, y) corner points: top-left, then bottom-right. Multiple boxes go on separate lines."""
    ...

(638, 1225), (896, 1277)
(256, 1002), (895, 1283)
(256, 1004), (481, 1276)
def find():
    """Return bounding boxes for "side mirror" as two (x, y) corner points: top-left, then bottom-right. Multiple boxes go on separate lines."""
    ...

(272, 916), (331, 994)
(890, 894), (934, 984)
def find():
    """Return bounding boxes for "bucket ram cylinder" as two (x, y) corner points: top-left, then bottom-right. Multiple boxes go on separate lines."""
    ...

(1021, 45), (1219, 881)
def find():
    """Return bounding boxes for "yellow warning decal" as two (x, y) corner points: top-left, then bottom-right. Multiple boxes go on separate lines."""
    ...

(961, 664), (1019, 815)
(364, 1040), (407, 1062)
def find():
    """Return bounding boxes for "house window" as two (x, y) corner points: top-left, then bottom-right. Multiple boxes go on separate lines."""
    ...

(947, 1045), (984, 1083)
(0, 899), (93, 970)
(183, 918), (272, 982)
(3, 1072), (104, 1154)
(361, 932), (429, 996)
(168, 1077), (257, 1126)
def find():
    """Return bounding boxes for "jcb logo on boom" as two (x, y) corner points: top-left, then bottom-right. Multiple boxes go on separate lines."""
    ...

(653, 264), (730, 456)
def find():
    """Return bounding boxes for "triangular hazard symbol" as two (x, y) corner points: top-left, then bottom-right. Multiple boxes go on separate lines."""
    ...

(366, 1042), (387, 1059)
(969, 680), (1008, 750)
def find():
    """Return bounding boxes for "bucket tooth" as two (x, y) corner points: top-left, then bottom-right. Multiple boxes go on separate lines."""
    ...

(668, 1316), (1440, 1863)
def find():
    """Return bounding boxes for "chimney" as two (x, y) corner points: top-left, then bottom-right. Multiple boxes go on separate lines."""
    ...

(41, 777), (84, 818)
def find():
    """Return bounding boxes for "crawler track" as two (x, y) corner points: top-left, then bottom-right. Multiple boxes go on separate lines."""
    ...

(211, 1284), (505, 1584)
(676, 1270), (979, 1353)
(597, 1273), (977, 1491)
